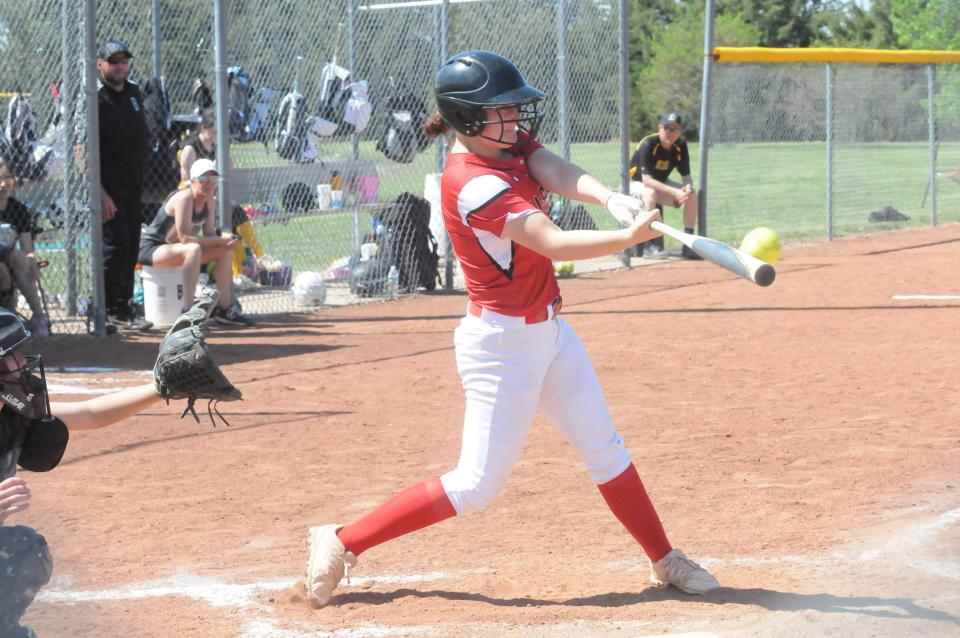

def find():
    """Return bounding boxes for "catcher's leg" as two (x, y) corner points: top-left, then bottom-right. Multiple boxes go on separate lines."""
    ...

(0, 526), (53, 637)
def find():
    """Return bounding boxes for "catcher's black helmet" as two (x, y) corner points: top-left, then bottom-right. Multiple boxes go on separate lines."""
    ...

(434, 50), (544, 142)
(0, 307), (50, 419)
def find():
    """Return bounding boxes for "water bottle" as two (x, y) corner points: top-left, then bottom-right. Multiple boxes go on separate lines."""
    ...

(387, 264), (399, 298)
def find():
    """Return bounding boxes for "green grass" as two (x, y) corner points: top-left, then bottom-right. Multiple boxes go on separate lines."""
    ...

(37, 138), (960, 311)
(229, 137), (960, 273)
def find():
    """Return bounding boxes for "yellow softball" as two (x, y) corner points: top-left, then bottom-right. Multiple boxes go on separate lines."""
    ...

(554, 261), (575, 278)
(740, 227), (782, 264)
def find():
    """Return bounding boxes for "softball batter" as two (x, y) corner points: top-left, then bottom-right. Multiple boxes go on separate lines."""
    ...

(306, 50), (720, 607)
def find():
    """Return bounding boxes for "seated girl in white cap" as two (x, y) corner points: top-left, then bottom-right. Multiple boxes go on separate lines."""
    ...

(137, 158), (254, 326)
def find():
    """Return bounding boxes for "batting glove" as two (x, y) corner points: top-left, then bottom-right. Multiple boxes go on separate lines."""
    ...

(604, 192), (643, 227)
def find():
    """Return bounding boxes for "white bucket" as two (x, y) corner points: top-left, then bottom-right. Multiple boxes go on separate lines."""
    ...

(140, 265), (185, 326)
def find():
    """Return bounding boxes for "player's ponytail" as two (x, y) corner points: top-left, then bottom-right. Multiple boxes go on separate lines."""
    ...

(423, 112), (451, 140)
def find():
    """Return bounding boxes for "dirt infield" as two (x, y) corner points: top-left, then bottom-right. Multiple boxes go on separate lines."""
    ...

(21, 224), (960, 638)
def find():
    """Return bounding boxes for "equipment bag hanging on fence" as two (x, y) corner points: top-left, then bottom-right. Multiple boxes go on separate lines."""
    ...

(274, 91), (311, 162)
(3, 92), (54, 182)
(376, 92), (431, 164)
(142, 77), (179, 195)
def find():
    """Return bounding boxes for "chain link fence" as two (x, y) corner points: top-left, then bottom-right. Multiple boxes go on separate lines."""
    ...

(0, 0), (626, 334)
(212, 0), (625, 316)
(6, 9), (958, 336)
(705, 53), (960, 246)
(0, 0), (92, 335)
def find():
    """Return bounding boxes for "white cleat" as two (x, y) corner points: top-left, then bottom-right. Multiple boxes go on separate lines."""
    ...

(650, 548), (720, 595)
(305, 524), (357, 608)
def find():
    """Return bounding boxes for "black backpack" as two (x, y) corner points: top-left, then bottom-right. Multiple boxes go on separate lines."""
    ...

(227, 66), (254, 141)
(351, 193), (439, 297)
(2, 92), (53, 182)
(274, 91), (310, 162)
(376, 92), (431, 164)
(378, 192), (440, 292)
(190, 77), (213, 113)
(141, 77), (179, 193)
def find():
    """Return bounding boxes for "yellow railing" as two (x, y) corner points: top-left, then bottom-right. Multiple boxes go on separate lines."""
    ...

(713, 47), (960, 65)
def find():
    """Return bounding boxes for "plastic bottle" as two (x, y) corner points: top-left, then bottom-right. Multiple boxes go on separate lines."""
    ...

(387, 264), (399, 298)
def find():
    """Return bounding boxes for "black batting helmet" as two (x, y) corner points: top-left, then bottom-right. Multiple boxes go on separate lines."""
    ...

(434, 50), (545, 142)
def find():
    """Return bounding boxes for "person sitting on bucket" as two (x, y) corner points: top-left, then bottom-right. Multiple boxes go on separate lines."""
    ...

(137, 159), (254, 327)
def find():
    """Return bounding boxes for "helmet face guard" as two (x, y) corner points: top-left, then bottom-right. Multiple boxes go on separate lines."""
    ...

(0, 354), (51, 420)
(435, 50), (546, 143)
(472, 99), (544, 145)
(0, 307), (50, 419)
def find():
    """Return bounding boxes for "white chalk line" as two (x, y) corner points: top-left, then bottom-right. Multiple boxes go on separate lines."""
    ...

(50, 366), (123, 374)
(892, 294), (960, 301)
(36, 507), (960, 636)
(38, 568), (493, 606)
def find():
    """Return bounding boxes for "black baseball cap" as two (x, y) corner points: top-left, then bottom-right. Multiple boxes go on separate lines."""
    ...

(660, 112), (682, 128)
(98, 39), (133, 61)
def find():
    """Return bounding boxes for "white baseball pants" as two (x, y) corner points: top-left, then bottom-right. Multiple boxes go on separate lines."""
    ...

(440, 308), (632, 515)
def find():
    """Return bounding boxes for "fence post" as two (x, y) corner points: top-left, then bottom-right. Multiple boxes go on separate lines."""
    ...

(696, 0), (715, 237)
(439, 0), (453, 291)
(152, 0), (162, 79)
(213, 0), (231, 229)
(927, 64), (937, 227)
(61, 0), (78, 317)
(556, 0), (569, 162)
(348, 0), (359, 160)
(83, 0), (106, 334)
(618, 0), (629, 195)
(825, 62), (834, 241)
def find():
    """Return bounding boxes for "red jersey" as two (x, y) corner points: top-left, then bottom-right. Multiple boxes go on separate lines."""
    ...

(441, 133), (560, 317)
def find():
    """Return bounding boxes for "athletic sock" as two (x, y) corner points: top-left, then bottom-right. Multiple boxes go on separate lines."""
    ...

(685, 227), (695, 235)
(337, 476), (456, 556)
(597, 463), (672, 562)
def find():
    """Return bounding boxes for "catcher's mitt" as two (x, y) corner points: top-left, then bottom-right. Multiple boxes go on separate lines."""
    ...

(154, 293), (242, 426)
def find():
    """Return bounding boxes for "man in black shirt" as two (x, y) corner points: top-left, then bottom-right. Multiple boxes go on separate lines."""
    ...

(96, 39), (152, 330)
(627, 112), (701, 260)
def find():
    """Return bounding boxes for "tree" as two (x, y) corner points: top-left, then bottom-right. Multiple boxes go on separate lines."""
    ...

(889, 0), (960, 50)
(717, 0), (828, 47)
(635, 6), (760, 140)
(889, 0), (960, 132)
(813, 0), (899, 48)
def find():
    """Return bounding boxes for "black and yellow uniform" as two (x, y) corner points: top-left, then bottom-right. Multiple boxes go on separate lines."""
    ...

(628, 133), (691, 184)
(98, 78), (148, 319)
(177, 137), (215, 189)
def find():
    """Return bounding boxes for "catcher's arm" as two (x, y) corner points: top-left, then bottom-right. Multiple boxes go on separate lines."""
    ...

(51, 384), (162, 430)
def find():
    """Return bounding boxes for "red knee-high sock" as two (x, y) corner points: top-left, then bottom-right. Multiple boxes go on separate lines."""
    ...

(337, 476), (456, 556)
(597, 463), (672, 562)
